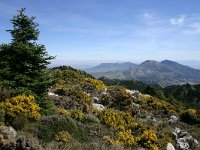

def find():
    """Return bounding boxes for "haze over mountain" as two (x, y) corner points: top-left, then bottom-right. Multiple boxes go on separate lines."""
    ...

(85, 62), (137, 73)
(85, 60), (200, 86)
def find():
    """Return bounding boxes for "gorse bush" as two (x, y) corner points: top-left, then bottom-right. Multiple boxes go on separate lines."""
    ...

(57, 108), (70, 116)
(137, 130), (158, 150)
(116, 130), (136, 146)
(100, 108), (136, 131)
(71, 109), (85, 121)
(1, 94), (41, 120)
(55, 131), (71, 143)
(81, 78), (105, 91)
(102, 86), (133, 110)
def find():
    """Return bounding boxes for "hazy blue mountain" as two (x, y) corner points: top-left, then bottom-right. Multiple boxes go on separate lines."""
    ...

(85, 62), (138, 73)
(87, 60), (200, 87)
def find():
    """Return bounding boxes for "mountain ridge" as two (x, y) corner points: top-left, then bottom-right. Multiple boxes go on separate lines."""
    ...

(85, 62), (138, 73)
(85, 60), (200, 86)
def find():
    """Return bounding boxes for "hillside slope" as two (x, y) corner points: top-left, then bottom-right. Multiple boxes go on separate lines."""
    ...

(0, 66), (200, 150)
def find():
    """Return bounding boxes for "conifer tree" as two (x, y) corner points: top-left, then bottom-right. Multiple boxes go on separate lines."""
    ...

(0, 8), (55, 95)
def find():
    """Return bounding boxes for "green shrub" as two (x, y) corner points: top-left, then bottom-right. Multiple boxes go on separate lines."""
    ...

(180, 108), (198, 124)
(37, 98), (56, 116)
(38, 115), (89, 142)
(10, 115), (28, 130)
(0, 106), (5, 125)
(99, 109), (137, 131)
(71, 109), (85, 121)
(83, 114), (100, 124)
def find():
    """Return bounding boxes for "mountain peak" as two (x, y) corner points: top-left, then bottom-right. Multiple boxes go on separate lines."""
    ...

(140, 60), (159, 65)
(161, 60), (179, 65)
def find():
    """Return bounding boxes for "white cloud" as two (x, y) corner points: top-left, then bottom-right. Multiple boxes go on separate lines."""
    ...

(143, 12), (155, 20)
(183, 23), (200, 34)
(169, 15), (185, 25)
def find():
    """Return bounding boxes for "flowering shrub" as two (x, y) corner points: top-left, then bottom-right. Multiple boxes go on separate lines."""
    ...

(1, 95), (41, 120)
(54, 87), (71, 95)
(55, 131), (71, 143)
(116, 130), (136, 146)
(81, 78), (105, 91)
(137, 130), (158, 150)
(104, 86), (133, 110)
(71, 109), (84, 121)
(57, 108), (70, 116)
(100, 109), (135, 130)
(103, 130), (137, 146)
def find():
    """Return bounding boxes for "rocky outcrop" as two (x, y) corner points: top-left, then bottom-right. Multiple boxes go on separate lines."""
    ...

(169, 115), (179, 123)
(167, 143), (176, 150)
(0, 126), (17, 149)
(93, 103), (105, 111)
(16, 136), (41, 150)
(48, 92), (59, 97)
(126, 89), (140, 98)
(0, 125), (41, 150)
(172, 128), (199, 150)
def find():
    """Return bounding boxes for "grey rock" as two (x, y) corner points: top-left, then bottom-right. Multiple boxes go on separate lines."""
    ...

(0, 126), (17, 149)
(92, 97), (100, 103)
(169, 115), (179, 123)
(93, 103), (105, 111)
(173, 127), (199, 150)
(167, 143), (176, 150)
(16, 136), (41, 150)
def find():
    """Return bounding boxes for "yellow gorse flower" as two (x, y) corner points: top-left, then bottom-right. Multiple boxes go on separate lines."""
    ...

(1, 94), (41, 120)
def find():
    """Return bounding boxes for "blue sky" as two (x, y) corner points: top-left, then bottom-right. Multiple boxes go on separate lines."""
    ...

(1, 0), (200, 68)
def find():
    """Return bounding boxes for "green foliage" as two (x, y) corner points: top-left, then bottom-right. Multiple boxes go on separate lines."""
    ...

(164, 83), (200, 109)
(0, 8), (54, 96)
(83, 113), (100, 124)
(10, 115), (28, 130)
(180, 108), (198, 124)
(145, 85), (165, 99)
(100, 77), (161, 94)
(0, 106), (5, 124)
(38, 115), (89, 142)
(36, 98), (56, 116)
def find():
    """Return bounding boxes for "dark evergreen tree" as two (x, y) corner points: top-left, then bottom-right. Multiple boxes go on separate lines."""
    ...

(0, 8), (55, 96)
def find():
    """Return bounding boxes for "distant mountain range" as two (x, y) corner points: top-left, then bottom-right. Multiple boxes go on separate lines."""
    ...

(85, 62), (137, 73)
(85, 60), (200, 86)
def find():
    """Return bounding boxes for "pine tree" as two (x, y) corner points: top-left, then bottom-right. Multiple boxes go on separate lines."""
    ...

(0, 8), (55, 95)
